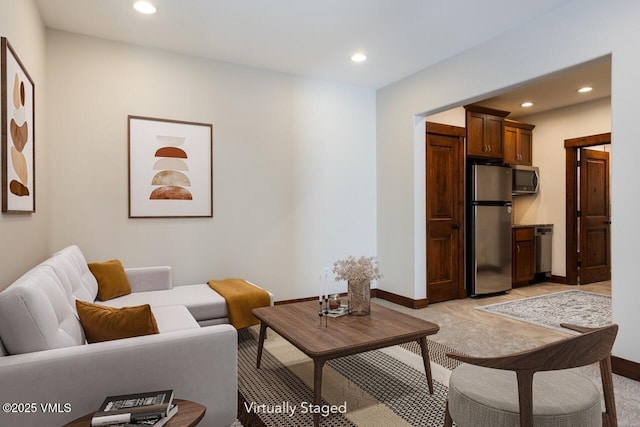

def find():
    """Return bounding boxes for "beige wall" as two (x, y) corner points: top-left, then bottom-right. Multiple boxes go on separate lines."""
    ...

(514, 97), (611, 278)
(377, 0), (640, 361)
(0, 0), (49, 290)
(45, 30), (377, 301)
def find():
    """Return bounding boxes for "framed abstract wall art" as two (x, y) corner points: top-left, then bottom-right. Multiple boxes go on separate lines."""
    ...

(128, 116), (213, 218)
(2, 37), (35, 213)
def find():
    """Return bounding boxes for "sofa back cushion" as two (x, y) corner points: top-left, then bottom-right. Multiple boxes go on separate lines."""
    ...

(43, 245), (99, 304)
(0, 266), (85, 355)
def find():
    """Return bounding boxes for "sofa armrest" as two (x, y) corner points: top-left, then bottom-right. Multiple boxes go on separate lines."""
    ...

(246, 279), (275, 305)
(0, 325), (237, 427)
(125, 266), (173, 292)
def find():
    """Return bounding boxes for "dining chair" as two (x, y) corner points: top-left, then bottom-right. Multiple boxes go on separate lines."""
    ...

(444, 323), (618, 427)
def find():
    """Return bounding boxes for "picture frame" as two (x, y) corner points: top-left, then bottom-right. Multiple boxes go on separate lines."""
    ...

(1, 37), (35, 213)
(128, 116), (213, 218)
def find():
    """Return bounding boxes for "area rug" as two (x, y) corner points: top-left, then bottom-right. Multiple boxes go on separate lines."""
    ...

(236, 328), (461, 426)
(475, 290), (612, 334)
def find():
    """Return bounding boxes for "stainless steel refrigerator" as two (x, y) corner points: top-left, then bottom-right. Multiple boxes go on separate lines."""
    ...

(468, 164), (512, 296)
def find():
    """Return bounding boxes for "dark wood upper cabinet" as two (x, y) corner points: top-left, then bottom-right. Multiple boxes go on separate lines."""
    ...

(504, 119), (535, 166)
(465, 105), (509, 160)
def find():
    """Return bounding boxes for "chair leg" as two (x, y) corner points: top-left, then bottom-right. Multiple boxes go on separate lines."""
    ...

(600, 356), (617, 427)
(516, 371), (535, 427)
(444, 400), (453, 427)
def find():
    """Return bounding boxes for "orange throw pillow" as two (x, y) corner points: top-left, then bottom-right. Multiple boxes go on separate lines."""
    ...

(76, 300), (159, 343)
(88, 259), (132, 301)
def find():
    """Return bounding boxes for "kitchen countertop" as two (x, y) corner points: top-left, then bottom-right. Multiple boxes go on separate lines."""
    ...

(512, 223), (554, 229)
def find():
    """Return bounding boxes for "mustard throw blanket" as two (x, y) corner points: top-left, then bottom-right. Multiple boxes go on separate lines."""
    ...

(208, 278), (270, 329)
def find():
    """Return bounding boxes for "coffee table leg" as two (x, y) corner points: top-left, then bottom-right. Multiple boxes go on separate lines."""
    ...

(256, 322), (267, 369)
(418, 337), (434, 394)
(313, 359), (325, 427)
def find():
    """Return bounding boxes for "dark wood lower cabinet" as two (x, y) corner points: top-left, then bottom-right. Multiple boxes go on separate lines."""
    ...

(512, 227), (535, 286)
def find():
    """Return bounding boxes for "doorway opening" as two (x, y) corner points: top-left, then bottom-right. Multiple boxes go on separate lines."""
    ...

(565, 133), (611, 285)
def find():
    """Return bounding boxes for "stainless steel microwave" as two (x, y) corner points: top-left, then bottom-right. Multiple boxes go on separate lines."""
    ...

(512, 165), (539, 194)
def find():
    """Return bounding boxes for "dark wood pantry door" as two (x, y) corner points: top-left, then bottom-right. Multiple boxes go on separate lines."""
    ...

(425, 122), (465, 303)
(579, 148), (611, 284)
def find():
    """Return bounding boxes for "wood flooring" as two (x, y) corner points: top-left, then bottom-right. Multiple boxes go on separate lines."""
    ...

(374, 281), (612, 354)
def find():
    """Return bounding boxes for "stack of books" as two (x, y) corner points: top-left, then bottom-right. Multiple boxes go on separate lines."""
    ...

(91, 390), (178, 426)
(326, 305), (350, 317)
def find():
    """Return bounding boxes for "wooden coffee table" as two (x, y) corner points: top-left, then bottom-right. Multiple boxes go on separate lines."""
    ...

(63, 398), (205, 427)
(252, 301), (439, 426)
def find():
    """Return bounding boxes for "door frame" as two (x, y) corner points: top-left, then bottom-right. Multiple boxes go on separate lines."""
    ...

(565, 132), (611, 285)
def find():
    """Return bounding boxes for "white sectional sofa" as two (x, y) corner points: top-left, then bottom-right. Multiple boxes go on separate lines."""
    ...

(0, 245), (270, 427)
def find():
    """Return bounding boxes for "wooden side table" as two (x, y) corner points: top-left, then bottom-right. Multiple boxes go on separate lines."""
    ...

(63, 398), (206, 427)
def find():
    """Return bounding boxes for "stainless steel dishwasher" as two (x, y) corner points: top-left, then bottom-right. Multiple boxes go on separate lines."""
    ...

(534, 225), (553, 274)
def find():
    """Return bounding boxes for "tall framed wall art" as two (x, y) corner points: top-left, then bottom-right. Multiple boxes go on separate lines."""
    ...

(128, 116), (213, 218)
(1, 37), (35, 213)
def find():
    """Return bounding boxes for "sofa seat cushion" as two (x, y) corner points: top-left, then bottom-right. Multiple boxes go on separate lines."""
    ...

(151, 305), (201, 333)
(101, 284), (228, 322)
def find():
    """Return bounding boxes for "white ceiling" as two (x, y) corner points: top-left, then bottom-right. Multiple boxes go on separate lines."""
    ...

(478, 56), (611, 118)
(34, 0), (577, 89)
(35, 0), (610, 116)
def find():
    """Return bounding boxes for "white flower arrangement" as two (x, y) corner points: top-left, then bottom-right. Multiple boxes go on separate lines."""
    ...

(332, 256), (382, 283)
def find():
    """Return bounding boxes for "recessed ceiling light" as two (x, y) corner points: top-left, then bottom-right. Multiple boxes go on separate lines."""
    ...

(133, 1), (156, 14)
(577, 86), (593, 93)
(351, 52), (367, 63)
(521, 102), (533, 108)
